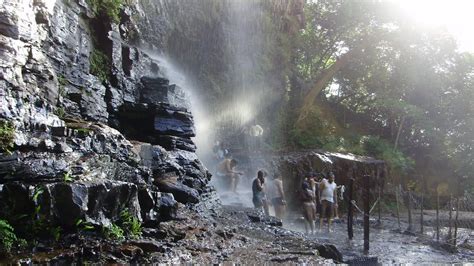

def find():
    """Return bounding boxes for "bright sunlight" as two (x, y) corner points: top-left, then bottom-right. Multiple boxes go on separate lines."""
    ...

(395, 0), (474, 52)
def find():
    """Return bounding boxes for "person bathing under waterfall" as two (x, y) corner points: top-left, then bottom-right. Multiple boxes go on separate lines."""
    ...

(301, 174), (316, 234)
(319, 172), (338, 232)
(252, 170), (270, 215)
(217, 156), (243, 193)
(270, 175), (286, 220)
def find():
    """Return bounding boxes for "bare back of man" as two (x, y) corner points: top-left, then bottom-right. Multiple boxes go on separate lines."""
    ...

(271, 177), (286, 220)
(217, 158), (242, 192)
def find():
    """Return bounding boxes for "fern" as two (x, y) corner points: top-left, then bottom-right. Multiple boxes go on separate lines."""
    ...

(0, 220), (18, 253)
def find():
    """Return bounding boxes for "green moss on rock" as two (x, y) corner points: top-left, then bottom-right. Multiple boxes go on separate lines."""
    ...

(86, 0), (123, 24)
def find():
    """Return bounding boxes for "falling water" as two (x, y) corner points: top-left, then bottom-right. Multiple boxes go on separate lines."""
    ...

(148, 54), (215, 162)
(222, 0), (269, 128)
(152, 0), (277, 204)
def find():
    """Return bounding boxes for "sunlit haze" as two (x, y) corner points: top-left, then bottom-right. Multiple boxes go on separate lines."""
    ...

(395, 0), (474, 52)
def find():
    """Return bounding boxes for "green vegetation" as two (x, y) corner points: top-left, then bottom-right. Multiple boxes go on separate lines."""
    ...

(119, 209), (142, 238)
(89, 49), (110, 83)
(54, 107), (65, 119)
(0, 220), (21, 253)
(256, 0), (474, 192)
(57, 75), (68, 97)
(75, 219), (95, 231)
(86, 0), (123, 24)
(0, 120), (14, 153)
(63, 171), (74, 182)
(101, 209), (141, 241)
(102, 223), (124, 241)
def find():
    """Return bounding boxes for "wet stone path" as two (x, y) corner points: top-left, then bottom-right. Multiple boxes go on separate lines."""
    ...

(286, 216), (474, 264)
(217, 189), (474, 264)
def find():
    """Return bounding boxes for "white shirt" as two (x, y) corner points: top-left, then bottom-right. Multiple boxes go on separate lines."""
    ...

(321, 180), (337, 203)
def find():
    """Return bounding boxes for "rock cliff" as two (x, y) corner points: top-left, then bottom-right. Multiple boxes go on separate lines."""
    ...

(0, 0), (211, 234)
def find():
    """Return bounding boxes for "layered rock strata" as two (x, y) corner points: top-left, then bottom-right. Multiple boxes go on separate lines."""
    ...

(0, 0), (210, 231)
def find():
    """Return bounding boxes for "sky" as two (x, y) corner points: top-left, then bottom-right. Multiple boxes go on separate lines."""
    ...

(394, 0), (474, 52)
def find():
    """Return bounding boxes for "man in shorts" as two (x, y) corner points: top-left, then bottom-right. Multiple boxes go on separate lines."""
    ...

(319, 172), (337, 232)
(217, 157), (242, 192)
(271, 175), (286, 220)
(252, 170), (269, 215)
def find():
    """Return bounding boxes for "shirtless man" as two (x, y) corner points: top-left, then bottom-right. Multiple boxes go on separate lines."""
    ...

(301, 174), (316, 234)
(217, 157), (242, 192)
(271, 175), (286, 220)
(252, 170), (269, 215)
(319, 172), (337, 232)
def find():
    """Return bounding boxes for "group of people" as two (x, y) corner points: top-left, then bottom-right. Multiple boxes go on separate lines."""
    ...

(215, 157), (287, 220)
(251, 170), (287, 220)
(301, 172), (340, 233)
(213, 141), (340, 232)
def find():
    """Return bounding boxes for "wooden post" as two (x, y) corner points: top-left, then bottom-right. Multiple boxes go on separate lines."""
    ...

(454, 197), (459, 249)
(436, 189), (440, 241)
(420, 187), (424, 234)
(396, 185), (401, 230)
(347, 177), (354, 240)
(377, 168), (381, 224)
(364, 174), (370, 254)
(407, 188), (412, 232)
(448, 195), (453, 245)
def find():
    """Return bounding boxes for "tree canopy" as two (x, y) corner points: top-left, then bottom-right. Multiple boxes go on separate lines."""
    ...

(276, 0), (474, 193)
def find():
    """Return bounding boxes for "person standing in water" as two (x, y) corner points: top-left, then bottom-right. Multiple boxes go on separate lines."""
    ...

(319, 172), (337, 232)
(217, 157), (243, 193)
(301, 174), (316, 234)
(252, 170), (269, 215)
(271, 175), (287, 220)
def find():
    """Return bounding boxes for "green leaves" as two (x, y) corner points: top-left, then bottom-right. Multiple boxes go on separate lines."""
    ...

(0, 220), (18, 253)
(86, 0), (123, 24)
(63, 171), (74, 183)
(119, 209), (142, 239)
(89, 49), (110, 83)
(0, 120), (15, 154)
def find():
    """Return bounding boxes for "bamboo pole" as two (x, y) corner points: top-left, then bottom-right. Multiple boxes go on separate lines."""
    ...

(454, 197), (459, 249)
(396, 185), (401, 230)
(436, 189), (440, 241)
(420, 187), (424, 234)
(448, 195), (453, 245)
(364, 174), (370, 254)
(377, 168), (381, 224)
(347, 177), (354, 240)
(407, 189), (412, 232)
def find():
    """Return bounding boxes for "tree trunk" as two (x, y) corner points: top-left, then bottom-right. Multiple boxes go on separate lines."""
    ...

(296, 51), (353, 125)
(393, 115), (406, 151)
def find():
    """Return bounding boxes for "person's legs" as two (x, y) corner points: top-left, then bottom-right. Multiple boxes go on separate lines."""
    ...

(320, 201), (327, 230)
(327, 201), (334, 231)
(263, 199), (270, 216)
(303, 202), (312, 233)
(272, 198), (282, 219)
(231, 174), (240, 193)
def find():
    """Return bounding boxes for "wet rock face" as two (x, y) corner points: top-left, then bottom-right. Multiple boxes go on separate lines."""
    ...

(0, 0), (210, 231)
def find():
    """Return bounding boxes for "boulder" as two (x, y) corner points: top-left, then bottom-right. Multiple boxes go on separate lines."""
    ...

(155, 176), (199, 204)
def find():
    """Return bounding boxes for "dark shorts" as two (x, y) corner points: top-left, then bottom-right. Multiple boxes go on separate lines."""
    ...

(321, 200), (334, 219)
(253, 192), (265, 208)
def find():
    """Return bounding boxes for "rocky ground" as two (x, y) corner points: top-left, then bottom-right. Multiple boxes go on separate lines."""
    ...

(0, 193), (340, 264)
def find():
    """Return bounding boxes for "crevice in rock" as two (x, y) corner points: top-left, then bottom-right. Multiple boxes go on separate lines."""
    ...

(122, 46), (132, 76)
(89, 16), (113, 82)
